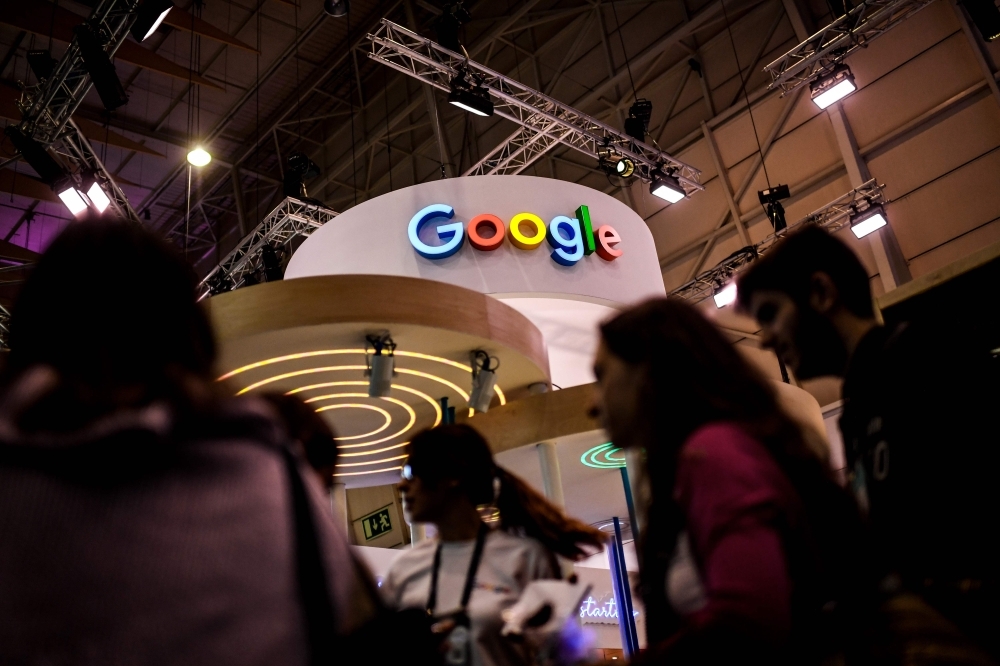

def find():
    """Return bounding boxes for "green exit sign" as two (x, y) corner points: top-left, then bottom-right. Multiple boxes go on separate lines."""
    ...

(362, 507), (392, 541)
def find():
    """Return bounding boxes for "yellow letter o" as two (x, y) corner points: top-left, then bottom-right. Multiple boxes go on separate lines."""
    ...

(508, 213), (546, 250)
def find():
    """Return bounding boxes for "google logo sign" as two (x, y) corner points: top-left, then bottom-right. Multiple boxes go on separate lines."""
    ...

(408, 203), (623, 266)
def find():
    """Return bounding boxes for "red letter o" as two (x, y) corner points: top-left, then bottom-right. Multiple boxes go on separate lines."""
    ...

(467, 214), (506, 251)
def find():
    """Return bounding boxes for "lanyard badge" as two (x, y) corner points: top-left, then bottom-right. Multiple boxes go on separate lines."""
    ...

(427, 523), (489, 666)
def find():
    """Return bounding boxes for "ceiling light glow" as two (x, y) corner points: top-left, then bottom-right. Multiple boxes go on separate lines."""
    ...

(57, 185), (89, 217)
(312, 393), (417, 448)
(306, 402), (391, 441)
(850, 205), (887, 238)
(288, 381), (442, 428)
(335, 454), (409, 468)
(187, 147), (212, 167)
(650, 172), (685, 203)
(86, 181), (111, 213)
(810, 65), (856, 109)
(713, 282), (738, 309)
(333, 465), (403, 477)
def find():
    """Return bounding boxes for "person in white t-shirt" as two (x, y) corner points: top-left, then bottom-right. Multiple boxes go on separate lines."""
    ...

(382, 425), (604, 666)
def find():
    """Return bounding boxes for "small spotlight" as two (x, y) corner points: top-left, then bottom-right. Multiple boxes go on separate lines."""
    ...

(448, 87), (493, 117)
(448, 70), (493, 117)
(75, 24), (129, 111)
(469, 350), (498, 413)
(850, 203), (887, 238)
(650, 170), (685, 203)
(54, 178), (89, 217)
(758, 184), (790, 232)
(130, 0), (174, 42)
(366, 334), (396, 398)
(187, 147), (212, 167)
(615, 157), (635, 178)
(283, 152), (321, 199)
(323, 0), (349, 17)
(83, 176), (111, 213)
(810, 64), (856, 109)
(714, 282), (738, 308)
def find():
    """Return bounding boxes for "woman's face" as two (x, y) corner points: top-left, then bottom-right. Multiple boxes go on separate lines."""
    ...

(588, 341), (644, 449)
(399, 468), (455, 524)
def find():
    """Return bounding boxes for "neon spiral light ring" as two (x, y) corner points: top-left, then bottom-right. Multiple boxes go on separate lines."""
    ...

(580, 443), (626, 469)
(312, 402), (392, 441)
(310, 393), (417, 448)
(291, 381), (443, 431)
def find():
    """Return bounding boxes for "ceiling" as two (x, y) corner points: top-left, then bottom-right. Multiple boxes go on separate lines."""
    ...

(2, 0), (999, 328)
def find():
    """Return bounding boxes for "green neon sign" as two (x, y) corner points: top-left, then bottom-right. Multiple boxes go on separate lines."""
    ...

(580, 443), (626, 469)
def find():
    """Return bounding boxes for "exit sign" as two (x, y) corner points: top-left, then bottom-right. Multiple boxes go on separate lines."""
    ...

(362, 506), (392, 541)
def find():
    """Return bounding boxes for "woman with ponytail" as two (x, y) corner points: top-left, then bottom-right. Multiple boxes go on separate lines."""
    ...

(382, 424), (604, 666)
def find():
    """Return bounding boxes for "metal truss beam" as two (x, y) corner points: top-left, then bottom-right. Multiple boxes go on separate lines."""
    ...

(672, 179), (885, 304)
(12, 0), (141, 224)
(763, 0), (937, 94)
(366, 19), (703, 191)
(196, 196), (339, 300)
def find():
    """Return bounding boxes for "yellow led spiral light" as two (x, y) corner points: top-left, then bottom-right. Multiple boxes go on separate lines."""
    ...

(290, 381), (443, 432)
(219, 349), (506, 405)
(310, 393), (416, 448)
(333, 466), (403, 478)
(335, 454), (409, 468)
(313, 402), (391, 441)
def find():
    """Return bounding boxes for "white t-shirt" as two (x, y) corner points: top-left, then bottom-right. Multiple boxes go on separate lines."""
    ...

(382, 529), (558, 666)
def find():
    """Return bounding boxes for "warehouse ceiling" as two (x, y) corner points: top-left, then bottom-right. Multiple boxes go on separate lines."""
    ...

(2, 0), (999, 304)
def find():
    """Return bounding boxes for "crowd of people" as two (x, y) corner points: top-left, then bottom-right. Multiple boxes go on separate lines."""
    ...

(0, 220), (995, 666)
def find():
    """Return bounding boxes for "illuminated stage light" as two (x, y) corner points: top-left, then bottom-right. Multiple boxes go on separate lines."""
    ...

(580, 442), (626, 469)
(187, 147), (212, 167)
(333, 465), (403, 477)
(56, 182), (89, 217)
(810, 65), (856, 110)
(335, 454), (409, 468)
(130, 0), (174, 42)
(650, 171), (685, 203)
(713, 282), (737, 309)
(850, 204), (887, 238)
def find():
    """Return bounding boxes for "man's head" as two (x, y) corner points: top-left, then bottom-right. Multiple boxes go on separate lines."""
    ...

(737, 225), (876, 379)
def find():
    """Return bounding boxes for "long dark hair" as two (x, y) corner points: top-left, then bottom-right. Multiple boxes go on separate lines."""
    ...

(1, 221), (217, 433)
(599, 298), (867, 642)
(406, 424), (605, 560)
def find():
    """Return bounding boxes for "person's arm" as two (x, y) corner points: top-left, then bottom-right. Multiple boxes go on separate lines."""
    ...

(646, 425), (794, 662)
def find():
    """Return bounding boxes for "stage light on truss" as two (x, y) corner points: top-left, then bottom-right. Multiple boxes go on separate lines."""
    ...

(469, 350), (498, 413)
(54, 178), (89, 217)
(615, 156), (635, 178)
(448, 87), (493, 117)
(366, 334), (396, 398)
(810, 64), (856, 109)
(650, 171), (685, 203)
(4, 126), (65, 184)
(713, 282), (738, 309)
(83, 176), (111, 213)
(130, 0), (174, 42)
(75, 24), (129, 111)
(849, 203), (887, 238)
(187, 146), (212, 167)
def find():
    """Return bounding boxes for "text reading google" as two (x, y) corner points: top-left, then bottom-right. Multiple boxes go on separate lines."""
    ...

(408, 204), (622, 266)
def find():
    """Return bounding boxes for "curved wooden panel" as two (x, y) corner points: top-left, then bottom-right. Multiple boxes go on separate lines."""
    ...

(206, 274), (550, 381)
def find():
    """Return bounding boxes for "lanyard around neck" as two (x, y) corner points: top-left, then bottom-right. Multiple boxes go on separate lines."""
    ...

(426, 522), (489, 616)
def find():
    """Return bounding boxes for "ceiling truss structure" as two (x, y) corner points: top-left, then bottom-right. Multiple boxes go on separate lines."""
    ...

(9, 0), (142, 223)
(763, 0), (938, 93)
(366, 19), (702, 189)
(671, 178), (886, 304)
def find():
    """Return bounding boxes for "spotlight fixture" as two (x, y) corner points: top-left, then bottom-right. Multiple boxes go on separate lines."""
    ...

(283, 151), (321, 199)
(26, 50), (58, 81)
(323, 0), (349, 17)
(758, 184), (790, 232)
(469, 350), (499, 413)
(615, 156), (635, 178)
(75, 24), (129, 111)
(713, 282), (738, 309)
(650, 169), (685, 203)
(366, 333), (396, 398)
(130, 0), (174, 42)
(82, 174), (111, 213)
(849, 203), (887, 238)
(448, 70), (493, 117)
(54, 177), (89, 217)
(4, 127), (65, 184)
(810, 64), (856, 110)
(623, 99), (653, 142)
(187, 146), (212, 167)
(962, 0), (1000, 41)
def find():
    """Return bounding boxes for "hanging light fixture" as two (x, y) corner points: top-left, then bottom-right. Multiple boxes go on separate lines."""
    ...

(366, 333), (396, 398)
(849, 203), (887, 238)
(55, 178), (89, 217)
(713, 282), (738, 308)
(810, 64), (856, 109)
(82, 174), (111, 213)
(187, 146), (212, 167)
(469, 350), (499, 413)
(650, 169), (685, 203)
(130, 0), (174, 42)
(75, 24), (129, 111)
(324, 0), (349, 17)
(448, 69), (493, 117)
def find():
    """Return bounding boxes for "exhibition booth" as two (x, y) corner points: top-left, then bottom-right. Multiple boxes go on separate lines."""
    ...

(206, 175), (827, 654)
